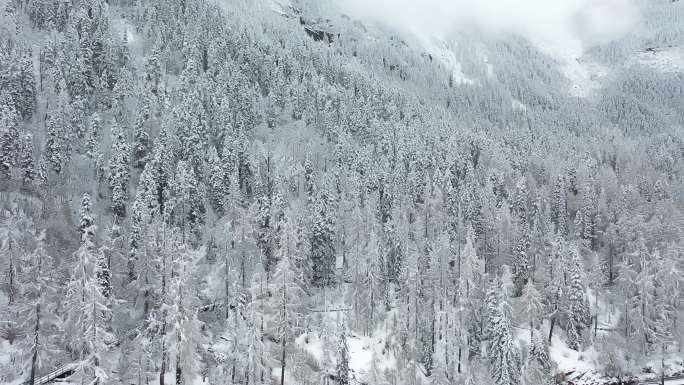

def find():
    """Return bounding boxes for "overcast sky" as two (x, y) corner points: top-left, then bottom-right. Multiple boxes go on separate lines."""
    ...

(335, 0), (640, 55)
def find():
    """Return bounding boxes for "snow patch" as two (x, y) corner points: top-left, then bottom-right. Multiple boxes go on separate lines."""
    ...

(295, 301), (398, 383)
(0, 340), (17, 367)
(587, 288), (621, 332)
(295, 331), (397, 382)
(549, 334), (599, 373)
(532, 38), (608, 97)
(270, 0), (292, 15)
(0, 340), (23, 385)
(512, 99), (527, 111)
(295, 333), (327, 363)
(484, 55), (494, 78)
(635, 46), (684, 73)
(111, 16), (139, 45)
(419, 35), (475, 85)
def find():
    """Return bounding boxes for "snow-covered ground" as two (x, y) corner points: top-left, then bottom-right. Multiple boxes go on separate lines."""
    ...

(417, 35), (475, 85)
(634, 46), (684, 73)
(295, 300), (399, 383)
(531, 38), (609, 98)
(0, 340), (26, 385)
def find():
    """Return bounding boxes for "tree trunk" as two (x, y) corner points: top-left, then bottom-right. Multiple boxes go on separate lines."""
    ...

(457, 347), (462, 374)
(160, 320), (167, 385)
(29, 302), (40, 385)
(548, 315), (556, 344)
(661, 344), (666, 385)
(8, 247), (15, 304)
(608, 243), (614, 285)
(176, 334), (182, 385)
(280, 339), (286, 385)
(530, 320), (534, 342)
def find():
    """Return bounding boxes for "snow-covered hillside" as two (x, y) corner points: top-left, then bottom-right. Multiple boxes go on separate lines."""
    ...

(1, 0), (683, 385)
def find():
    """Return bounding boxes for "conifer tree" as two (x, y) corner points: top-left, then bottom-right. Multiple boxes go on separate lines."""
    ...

(336, 329), (350, 385)
(170, 160), (206, 241)
(0, 100), (19, 180)
(64, 193), (114, 384)
(486, 277), (521, 385)
(108, 120), (131, 218)
(45, 84), (73, 174)
(520, 280), (543, 340)
(18, 134), (35, 186)
(207, 146), (227, 216)
(133, 98), (152, 169)
(270, 213), (307, 385)
(85, 112), (103, 160)
(166, 246), (204, 385)
(19, 230), (59, 385)
(309, 182), (336, 287)
(563, 245), (590, 350)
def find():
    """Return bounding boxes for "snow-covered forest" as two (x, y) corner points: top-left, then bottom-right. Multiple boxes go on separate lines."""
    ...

(1, 0), (683, 384)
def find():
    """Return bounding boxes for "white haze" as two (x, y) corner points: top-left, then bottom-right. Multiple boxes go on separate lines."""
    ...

(335, 0), (640, 55)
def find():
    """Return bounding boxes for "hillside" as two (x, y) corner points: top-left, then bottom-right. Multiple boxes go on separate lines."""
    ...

(1, 0), (683, 384)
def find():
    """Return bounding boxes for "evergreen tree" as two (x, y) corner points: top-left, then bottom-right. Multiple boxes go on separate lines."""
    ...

(133, 98), (152, 169)
(207, 146), (227, 216)
(563, 245), (591, 350)
(108, 120), (131, 218)
(336, 329), (350, 385)
(520, 280), (543, 340)
(1, 206), (31, 305)
(552, 176), (567, 235)
(18, 134), (35, 186)
(486, 277), (521, 385)
(86, 112), (103, 160)
(64, 194), (114, 384)
(166, 245), (204, 385)
(309, 180), (336, 287)
(19, 230), (59, 385)
(45, 86), (72, 174)
(0, 100), (19, 180)
(170, 160), (206, 241)
(270, 213), (307, 385)
(512, 224), (531, 296)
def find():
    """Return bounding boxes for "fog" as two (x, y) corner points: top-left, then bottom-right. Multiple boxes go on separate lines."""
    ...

(335, 0), (640, 54)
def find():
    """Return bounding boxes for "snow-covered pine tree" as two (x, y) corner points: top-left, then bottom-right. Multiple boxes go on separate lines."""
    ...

(336, 328), (350, 385)
(309, 179), (336, 287)
(1, 205), (32, 305)
(19, 230), (59, 385)
(552, 176), (567, 235)
(165, 245), (204, 385)
(108, 120), (131, 219)
(170, 160), (206, 242)
(246, 268), (270, 385)
(85, 112), (102, 160)
(563, 244), (590, 350)
(64, 193), (114, 384)
(133, 96), (152, 170)
(512, 224), (531, 296)
(45, 84), (72, 174)
(207, 145), (227, 216)
(18, 134), (35, 186)
(270, 212), (308, 385)
(520, 279), (542, 340)
(486, 276), (521, 385)
(0, 98), (19, 181)
(523, 330), (553, 385)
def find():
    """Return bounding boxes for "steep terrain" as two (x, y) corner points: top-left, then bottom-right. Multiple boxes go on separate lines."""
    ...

(0, 0), (683, 384)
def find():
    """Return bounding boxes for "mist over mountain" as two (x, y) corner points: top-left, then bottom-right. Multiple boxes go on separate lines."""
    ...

(1, 0), (683, 385)
(336, 0), (640, 53)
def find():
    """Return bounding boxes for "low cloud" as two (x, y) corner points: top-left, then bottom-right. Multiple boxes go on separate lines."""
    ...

(335, 0), (640, 54)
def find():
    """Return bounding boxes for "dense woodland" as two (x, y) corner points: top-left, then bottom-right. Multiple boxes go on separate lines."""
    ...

(1, 0), (683, 384)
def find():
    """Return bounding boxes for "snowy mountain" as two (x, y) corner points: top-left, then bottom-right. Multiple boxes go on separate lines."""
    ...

(1, 0), (683, 385)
